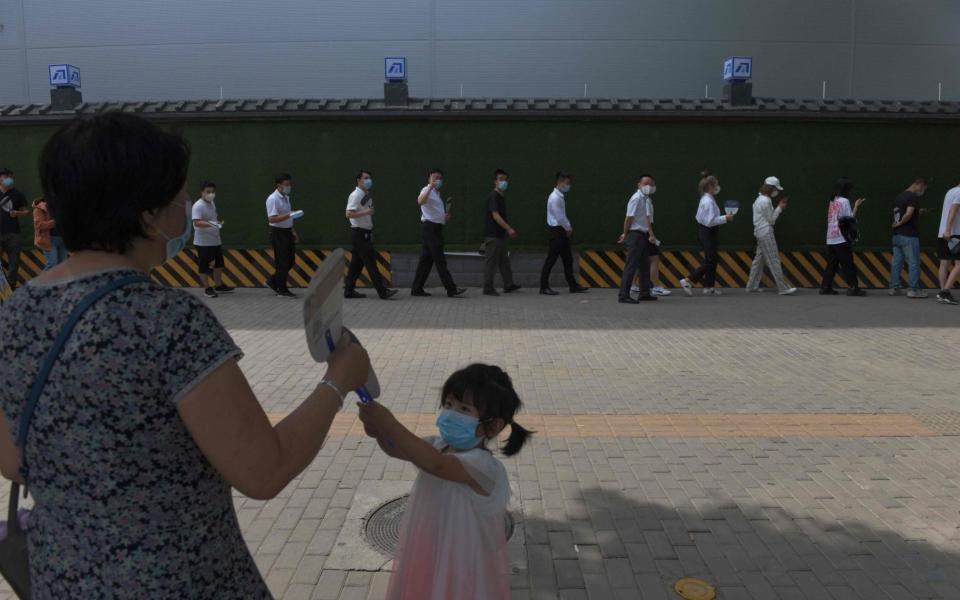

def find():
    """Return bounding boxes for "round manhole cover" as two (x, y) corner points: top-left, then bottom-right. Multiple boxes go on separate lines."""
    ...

(363, 495), (515, 557)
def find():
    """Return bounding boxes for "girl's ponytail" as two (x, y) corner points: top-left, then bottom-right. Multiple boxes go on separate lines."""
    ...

(502, 421), (532, 456)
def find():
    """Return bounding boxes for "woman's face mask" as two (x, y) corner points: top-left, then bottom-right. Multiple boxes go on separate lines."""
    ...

(156, 200), (191, 260)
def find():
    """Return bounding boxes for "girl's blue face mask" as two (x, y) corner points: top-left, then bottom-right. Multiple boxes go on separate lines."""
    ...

(436, 408), (483, 450)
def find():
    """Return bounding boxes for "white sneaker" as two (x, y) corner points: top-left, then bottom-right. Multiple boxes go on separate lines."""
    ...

(745, 288), (764, 293)
(703, 288), (722, 296)
(680, 279), (693, 296)
(888, 288), (901, 296)
(630, 285), (641, 293)
(907, 289), (928, 299)
(651, 287), (671, 296)
(778, 287), (798, 296)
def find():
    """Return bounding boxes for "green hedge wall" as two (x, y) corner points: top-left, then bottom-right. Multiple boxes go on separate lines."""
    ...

(1, 118), (956, 251)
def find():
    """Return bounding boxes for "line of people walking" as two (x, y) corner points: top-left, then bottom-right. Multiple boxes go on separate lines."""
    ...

(4, 163), (959, 307)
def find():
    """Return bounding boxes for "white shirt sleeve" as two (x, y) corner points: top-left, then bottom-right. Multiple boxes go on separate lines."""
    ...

(756, 196), (777, 226)
(839, 198), (853, 218)
(696, 195), (727, 227)
(191, 200), (204, 221)
(346, 190), (362, 212)
(266, 193), (282, 217)
(548, 192), (572, 229)
(626, 194), (641, 218)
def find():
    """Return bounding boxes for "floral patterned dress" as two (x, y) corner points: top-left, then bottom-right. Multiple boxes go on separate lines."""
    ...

(0, 269), (270, 599)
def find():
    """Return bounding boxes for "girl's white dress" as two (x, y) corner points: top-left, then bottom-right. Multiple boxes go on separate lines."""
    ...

(386, 437), (511, 600)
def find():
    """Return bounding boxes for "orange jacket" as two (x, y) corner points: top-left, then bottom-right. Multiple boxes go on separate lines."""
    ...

(32, 198), (56, 251)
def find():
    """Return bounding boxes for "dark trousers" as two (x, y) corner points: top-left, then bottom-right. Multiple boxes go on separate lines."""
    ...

(821, 242), (859, 290)
(412, 221), (457, 292)
(483, 237), (515, 290)
(345, 228), (388, 295)
(269, 227), (296, 291)
(1, 233), (22, 286)
(687, 225), (719, 287)
(540, 226), (577, 290)
(619, 230), (651, 298)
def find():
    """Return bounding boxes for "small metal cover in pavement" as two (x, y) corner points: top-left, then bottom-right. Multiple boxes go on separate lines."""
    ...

(363, 495), (515, 557)
(675, 577), (716, 600)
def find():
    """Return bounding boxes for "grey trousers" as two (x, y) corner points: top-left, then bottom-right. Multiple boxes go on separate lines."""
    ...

(746, 232), (791, 291)
(619, 230), (651, 298)
(483, 237), (515, 290)
(1, 233), (21, 286)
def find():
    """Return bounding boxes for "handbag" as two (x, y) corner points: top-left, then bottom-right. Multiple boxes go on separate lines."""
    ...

(0, 274), (148, 598)
(838, 216), (859, 244)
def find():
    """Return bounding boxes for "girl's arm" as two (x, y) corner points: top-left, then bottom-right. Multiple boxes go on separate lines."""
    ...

(360, 402), (488, 495)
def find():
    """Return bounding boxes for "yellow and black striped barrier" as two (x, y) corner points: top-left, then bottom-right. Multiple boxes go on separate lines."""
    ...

(577, 249), (949, 290)
(5, 247), (954, 290)
(5, 248), (390, 289)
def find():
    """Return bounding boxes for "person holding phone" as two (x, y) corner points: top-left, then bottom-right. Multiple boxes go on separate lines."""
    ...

(745, 176), (796, 295)
(411, 169), (465, 298)
(820, 177), (866, 296)
(344, 171), (398, 300)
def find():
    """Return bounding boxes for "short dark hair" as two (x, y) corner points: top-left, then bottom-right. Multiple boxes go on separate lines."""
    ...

(428, 168), (444, 178)
(556, 171), (571, 182)
(200, 180), (216, 190)
(912, 176), (929, 186)
(440, 364), (533, 457)
(275, 173), (292, 184)
(356, 170), (372, 181)
(0, 168), (12, 177)
(637, 173), (654, 182)
(494, 169), (509, 179)
(831, 176), (855, 201)
(39, 112), (190, 254)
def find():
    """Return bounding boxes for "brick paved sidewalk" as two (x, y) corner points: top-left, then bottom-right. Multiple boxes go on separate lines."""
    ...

(2, 288), (957, 599)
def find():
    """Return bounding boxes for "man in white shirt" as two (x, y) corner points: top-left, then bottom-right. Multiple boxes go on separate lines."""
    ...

(265, 172), (298, 298)
(411, 169), (465, 297)
(540, 172), (587, 295)
(616, 174), (657, 303)
(344, 170), (397, 300)
(745, 176), (796, 295)
(192, 181), (234, 298)
(936, 181), (960, 305)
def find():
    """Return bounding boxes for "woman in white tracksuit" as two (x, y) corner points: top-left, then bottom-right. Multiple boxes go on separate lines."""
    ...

(745, 176), (797, 295)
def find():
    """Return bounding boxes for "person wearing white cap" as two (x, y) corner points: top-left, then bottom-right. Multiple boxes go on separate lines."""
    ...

(745, 177), (797, 295)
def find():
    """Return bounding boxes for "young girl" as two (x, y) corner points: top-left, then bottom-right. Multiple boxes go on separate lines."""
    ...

(358, 364), (532, 600)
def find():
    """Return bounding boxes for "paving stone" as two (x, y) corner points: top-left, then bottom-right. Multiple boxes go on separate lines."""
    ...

(130, 289), (960, 600)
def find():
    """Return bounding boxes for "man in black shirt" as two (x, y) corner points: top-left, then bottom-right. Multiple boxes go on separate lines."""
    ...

(889, 177), (929, 298)
(0, 168), (29, 288)
(482, 169), (520, 296)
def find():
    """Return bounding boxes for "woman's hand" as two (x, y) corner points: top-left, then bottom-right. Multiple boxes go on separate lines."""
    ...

(777, 197), (789, 210)
(325, 333), (370, 393)
(725, 214), (735, 222)
(854, 197), (866, 209)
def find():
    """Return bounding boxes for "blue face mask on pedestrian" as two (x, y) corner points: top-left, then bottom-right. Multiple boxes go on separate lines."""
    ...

(436, 408), (484, 450)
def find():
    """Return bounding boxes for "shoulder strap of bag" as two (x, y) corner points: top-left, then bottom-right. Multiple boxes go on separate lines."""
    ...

(16, 274), (150, 483)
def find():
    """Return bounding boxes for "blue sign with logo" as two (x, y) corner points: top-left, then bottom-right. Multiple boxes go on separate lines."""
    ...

(384, 57), (406, 81)
(723, 57), (752, 82)
(48, 64), (81, 88)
